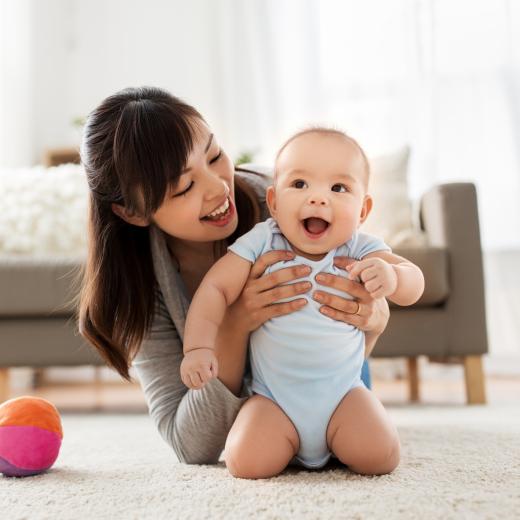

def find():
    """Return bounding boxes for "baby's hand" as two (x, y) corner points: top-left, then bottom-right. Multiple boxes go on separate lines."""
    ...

(180, 348), (219, 390)
(346, 258), (398, 299)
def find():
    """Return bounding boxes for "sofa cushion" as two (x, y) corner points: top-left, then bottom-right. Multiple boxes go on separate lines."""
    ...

(392, 246), (449, 306)
(0, 256), (81, 317)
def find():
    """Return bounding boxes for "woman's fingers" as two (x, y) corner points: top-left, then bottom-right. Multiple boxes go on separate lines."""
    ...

(235, 250), (322, 331)
(249, 250), (294, 279)
(256, 280), (312, 307)
(314, 256), (387, 331)
(316, 272), (372, 303)
(254, 263), (311, 292)
(313, 291), (361, 314)
(333, 256), (357, 271)
(318, 305), (371, 329)
(260, 298), (308, 321)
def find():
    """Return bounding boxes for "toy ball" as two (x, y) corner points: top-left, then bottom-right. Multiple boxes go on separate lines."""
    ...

(0, 396), (63, 477)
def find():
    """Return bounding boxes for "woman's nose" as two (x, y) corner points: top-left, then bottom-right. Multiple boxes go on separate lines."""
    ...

(204, 176), (229, 202)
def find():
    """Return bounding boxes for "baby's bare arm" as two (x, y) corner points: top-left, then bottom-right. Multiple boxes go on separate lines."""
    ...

(183, 252), (253, 355)
(348, 251), (424, 306)
(181, 252), (253, 389)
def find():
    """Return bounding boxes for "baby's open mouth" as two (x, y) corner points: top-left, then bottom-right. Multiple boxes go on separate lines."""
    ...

(303, 217), (330, 235)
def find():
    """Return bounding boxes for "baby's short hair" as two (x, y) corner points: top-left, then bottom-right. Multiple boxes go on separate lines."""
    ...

(274, 126), (370, 189)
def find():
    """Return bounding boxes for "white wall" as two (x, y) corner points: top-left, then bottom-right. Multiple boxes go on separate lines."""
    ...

(27, 0), (233, 164)
(3, 0), (520, 248)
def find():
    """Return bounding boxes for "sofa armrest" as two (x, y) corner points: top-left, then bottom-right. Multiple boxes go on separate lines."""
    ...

(420, 183), (488, 356)
(0, 256), (83, 317)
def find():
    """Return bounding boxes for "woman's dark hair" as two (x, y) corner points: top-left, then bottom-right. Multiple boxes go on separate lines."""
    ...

(79, 86), (261, 380)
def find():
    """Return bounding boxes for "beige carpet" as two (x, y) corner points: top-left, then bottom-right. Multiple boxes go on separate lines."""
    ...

(1, 404), (519, 519)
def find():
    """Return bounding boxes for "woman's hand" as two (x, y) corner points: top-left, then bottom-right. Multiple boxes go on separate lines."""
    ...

(228, 250), (312, 333)
(312, 256), (390, 337)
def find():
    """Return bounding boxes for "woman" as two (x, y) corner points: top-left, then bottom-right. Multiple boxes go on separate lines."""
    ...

(79, 86), (392, 466)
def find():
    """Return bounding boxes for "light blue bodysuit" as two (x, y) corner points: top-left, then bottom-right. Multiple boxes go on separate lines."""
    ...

(228, 218), (390, 468)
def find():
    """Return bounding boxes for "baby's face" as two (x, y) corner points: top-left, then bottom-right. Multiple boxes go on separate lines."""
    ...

(267, 132), (372, 260)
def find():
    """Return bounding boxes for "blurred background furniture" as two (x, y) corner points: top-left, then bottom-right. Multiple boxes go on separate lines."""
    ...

(374, 182), (488, 405)
(0, 256), (104, 402)
(0, 180), (488, 404)
(42, 147), (80, 167)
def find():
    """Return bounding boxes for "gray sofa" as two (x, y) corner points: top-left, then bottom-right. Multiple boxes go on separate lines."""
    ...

(0, 182), (488, 404)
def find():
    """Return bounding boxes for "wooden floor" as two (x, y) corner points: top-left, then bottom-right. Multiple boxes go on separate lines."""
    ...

(6, 375), (519, 413)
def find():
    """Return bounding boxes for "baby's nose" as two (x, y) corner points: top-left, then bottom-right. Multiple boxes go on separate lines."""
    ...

(308, 193), (328, 206)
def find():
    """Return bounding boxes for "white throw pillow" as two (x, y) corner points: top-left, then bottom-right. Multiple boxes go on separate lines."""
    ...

(362, 146), (425, 248)
(0, 164), (88, 256)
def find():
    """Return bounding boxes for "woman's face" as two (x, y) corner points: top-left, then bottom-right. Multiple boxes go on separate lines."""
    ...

(152, 123), (238, 243)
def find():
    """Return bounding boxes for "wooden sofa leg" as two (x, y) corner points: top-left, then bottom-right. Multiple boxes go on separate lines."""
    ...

(0, 368), (10, 403)
(407, 357), (420, 402)
(463, 355), (486, 405)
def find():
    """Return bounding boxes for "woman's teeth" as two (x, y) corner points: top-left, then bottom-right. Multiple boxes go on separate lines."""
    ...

(205, 198), (230, 219)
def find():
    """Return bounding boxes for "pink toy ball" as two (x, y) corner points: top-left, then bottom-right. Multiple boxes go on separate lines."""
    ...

(0, 396), (63, 477)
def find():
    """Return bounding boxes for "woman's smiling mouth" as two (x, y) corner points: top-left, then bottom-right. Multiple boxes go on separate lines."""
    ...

(201, 196), (235, 227)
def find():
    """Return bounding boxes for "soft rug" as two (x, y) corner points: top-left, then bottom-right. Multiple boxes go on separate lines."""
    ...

(1, 404), (519, 519)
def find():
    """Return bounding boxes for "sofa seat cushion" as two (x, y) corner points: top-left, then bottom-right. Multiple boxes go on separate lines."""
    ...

(0, 256), (82, 317)
(391, 246), (449, 306)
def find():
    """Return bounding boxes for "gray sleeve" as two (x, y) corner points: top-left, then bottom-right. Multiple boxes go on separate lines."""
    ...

(132, 289), (248, 464)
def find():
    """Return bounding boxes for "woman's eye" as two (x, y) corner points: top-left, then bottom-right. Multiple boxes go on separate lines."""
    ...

(293, 179), (307, 189)
(331, 183), (348, 193)
(174, 181), (194, 197)
(210, 149), (222, 164)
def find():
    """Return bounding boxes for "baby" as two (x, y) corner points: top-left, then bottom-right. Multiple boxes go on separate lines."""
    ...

(181, 127), (424, 472)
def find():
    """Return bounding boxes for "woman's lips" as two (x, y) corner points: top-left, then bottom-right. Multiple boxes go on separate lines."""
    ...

(201, 197), (235, 227)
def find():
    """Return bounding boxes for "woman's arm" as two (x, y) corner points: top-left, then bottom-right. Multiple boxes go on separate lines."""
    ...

(362, 297), (390, 358)
(132, 290), (246, 464)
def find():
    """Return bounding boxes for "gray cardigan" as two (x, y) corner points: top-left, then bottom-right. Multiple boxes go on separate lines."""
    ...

(132, 171), (272, 464)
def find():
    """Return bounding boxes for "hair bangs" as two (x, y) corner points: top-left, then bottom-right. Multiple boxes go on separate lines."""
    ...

(113, 96), (202, 217)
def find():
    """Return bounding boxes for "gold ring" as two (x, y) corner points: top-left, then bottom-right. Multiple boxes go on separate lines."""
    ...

(354, 301), (361, 315)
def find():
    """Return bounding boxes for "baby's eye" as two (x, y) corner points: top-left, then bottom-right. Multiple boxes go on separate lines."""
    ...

(331, 183), (348, 193)
(293, 179), (307, 189)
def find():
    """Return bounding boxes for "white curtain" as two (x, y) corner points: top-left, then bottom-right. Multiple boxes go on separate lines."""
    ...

(213, 0), (520, 250)
(0, 0), (33, 168)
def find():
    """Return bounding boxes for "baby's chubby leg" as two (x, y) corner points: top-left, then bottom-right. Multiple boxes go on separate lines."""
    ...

(224, 395), (299, 479)
(326, 386), (400, 475)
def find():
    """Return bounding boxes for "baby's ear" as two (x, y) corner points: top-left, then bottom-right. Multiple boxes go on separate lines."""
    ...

(359, 194), (373, 224)
(266, 185), (277, 218)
